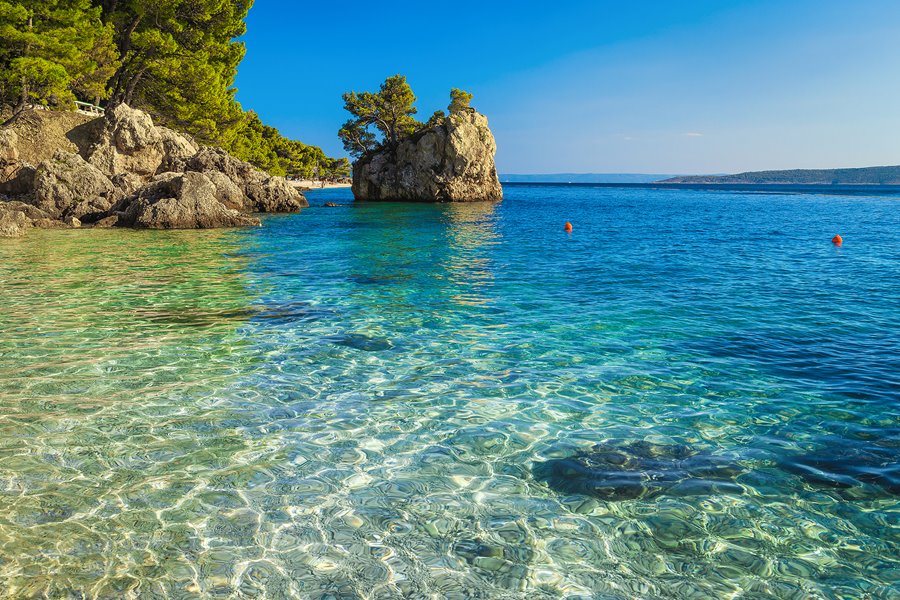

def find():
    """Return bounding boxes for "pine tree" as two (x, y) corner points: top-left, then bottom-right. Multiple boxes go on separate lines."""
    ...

(0, 0), (117, 115)
(97, 0), (252, 142)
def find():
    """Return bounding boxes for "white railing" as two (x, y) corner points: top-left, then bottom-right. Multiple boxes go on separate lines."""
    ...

(74, 101), (104, 116)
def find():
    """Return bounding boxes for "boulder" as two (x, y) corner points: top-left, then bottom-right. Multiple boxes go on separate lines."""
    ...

(352, 109), (503, 202)
(0, 129), (19, 163)
(0, 129), (34, 197)
(0, 205), (28, 237)
(185, 146), (308, 212)
(202, 169), (244, 211)
(115, 171), (261, 229)
(0, 163), (35, 197)
(157, 126), (198, 173)
(0, 200), (54, 223)
(86, 104), (196, 180)
(245, 175), (309, 212)
(32, 151), (116, 219)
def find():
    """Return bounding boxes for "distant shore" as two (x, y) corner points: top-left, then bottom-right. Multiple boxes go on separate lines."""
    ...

(501, 181), (900, 196)
(291, 180), (351, 191)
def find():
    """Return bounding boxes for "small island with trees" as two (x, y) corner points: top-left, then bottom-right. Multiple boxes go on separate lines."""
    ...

(338, 75), (503, 203)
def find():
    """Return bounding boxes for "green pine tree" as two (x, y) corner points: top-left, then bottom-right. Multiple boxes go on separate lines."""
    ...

(0, 0), (117, 115)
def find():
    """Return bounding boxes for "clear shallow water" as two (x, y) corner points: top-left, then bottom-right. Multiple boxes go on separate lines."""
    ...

(0, 185), (898, 599)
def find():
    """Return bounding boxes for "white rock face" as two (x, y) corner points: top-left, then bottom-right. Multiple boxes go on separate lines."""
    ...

(87, 104), (193, 180)
(352, 110), (503, 202)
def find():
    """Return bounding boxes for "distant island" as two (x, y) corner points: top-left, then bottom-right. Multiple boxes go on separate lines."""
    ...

(502, 173), (680, 184)
(660, 165), (900, 185)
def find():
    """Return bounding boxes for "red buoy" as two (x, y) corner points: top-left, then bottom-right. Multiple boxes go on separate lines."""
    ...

(832, 234), (843, 246)
(564, 222), (573, 232)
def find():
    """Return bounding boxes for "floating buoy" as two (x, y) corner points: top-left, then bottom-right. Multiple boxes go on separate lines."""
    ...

(832, 234), (843, 246)
(564, 222), (573, 232)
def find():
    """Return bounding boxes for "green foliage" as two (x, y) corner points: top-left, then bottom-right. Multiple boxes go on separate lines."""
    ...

(0, 0), (117, 113)
(97, 0), (250, 142)
(448, 88), (473, 115)
(225, 110), (332, 179)
(0, 0), (340, 177)
(339, 78), (477, 161)
(339, 74), (421, 158)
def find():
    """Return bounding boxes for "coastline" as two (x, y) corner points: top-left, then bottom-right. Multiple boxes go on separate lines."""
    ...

(291, 180), (351, 191)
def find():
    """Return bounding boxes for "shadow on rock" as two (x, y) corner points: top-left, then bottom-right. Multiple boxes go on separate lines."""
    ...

(532, 440), (746, 501)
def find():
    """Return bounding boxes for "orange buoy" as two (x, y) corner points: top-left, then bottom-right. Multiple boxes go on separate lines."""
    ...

(832, 234), (843, 246)
(564, 222), (573, 232)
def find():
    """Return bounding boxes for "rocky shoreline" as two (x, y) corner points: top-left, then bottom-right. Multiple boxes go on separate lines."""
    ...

(0, 105), (307, 238)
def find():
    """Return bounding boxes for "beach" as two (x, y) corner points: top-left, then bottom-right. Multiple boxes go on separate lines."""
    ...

(290, 179), (351, 191)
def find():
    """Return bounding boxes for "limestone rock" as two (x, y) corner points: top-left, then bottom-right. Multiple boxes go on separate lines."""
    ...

(202, 169), (244, 211)
(115, 171), (261, 229)
(0, 129), (34, 197)
(0, 129), (19, 163)
(0, 163), (35, 197)
(157, 126), (198, 173)
(87, 104), (196, 181)
(185, 146), (308, 212)
(0, 205), (28, 237)
(352, 109), (503, 202)
(32, 150), (116, 219)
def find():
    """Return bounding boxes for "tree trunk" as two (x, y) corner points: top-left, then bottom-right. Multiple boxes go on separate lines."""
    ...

(123, 67), (147, 105)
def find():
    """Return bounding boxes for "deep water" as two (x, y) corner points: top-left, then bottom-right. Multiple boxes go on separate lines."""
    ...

(0, 184), (898, 598)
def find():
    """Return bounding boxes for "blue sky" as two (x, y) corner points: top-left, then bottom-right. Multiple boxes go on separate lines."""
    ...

(234, 0), (900, 174)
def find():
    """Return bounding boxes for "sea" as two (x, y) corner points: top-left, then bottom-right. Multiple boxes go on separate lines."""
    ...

(0, 184), (898, 598)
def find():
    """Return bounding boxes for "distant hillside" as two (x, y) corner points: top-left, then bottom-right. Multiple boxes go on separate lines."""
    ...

(502, 173), (679, 184)
(660, 165), (900, 185)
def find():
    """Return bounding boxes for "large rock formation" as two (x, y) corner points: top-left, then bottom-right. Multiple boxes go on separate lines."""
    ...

(352, 109), (503, 202)
(32, 150), (117, 220)
(185, 147), (308, 212)
(114, 172), (260, 229)
(0, 104), (307, 236)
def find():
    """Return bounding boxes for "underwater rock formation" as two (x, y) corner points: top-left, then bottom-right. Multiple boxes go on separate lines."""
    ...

(532, 440), (746, 500)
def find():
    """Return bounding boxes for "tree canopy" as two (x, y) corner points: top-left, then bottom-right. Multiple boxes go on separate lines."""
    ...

(0, 0), (117, 112)
(339, 76), (475, 162)
(0, 0), (338, 178)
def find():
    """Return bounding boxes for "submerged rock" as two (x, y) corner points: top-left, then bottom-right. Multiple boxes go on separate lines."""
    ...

(327, 333), (393, 352)
(779, 435), (900, 497)
(352, 109), (503, 202)
(533, 440), (746, 501)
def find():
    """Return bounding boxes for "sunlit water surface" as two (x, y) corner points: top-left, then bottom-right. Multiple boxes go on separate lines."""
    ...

(0, 185), (898, 599)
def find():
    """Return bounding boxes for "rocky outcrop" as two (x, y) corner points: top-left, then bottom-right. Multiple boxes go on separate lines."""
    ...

(0, 103), (306, 235)
(0, 130), (34, 197)
(185, 147), (308, 212)
(352, 109), (503, 202)
(86, 104), (196, 180)
(114, 172), (260, 229)
(0, 205), (28, 238)
(32, 150), (117, 220)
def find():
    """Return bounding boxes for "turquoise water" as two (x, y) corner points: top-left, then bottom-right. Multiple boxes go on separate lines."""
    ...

(0, 184), (898, 598)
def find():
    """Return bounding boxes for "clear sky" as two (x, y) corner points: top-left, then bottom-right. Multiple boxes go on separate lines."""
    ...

(234, 0), (900, 174)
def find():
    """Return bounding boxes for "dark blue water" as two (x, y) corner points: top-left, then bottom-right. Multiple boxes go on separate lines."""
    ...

(0, 184), (897, 598)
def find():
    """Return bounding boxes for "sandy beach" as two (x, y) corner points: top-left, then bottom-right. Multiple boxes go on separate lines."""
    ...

(290, 180), (351, 191)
